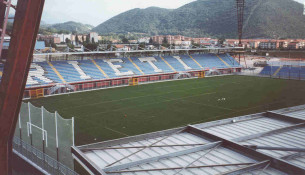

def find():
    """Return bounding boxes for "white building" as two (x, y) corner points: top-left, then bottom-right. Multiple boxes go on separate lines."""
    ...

(53, 34), (72, 43)
(89, 32), (99, 43)
(138, 37), (150, 44)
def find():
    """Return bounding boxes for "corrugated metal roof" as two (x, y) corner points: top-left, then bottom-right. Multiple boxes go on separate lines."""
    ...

(198, 116), (293, 140)
(240, 127), (305, 169)
(3, 40), (45, 50)
(74, 105), (305, 175)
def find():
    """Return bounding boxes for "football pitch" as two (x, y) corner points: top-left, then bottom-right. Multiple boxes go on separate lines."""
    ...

(28, 75), (305, 145)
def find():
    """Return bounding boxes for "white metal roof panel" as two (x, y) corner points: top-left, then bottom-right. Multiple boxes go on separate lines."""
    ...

(84, 131), (211, 168)
(200, 116), (293, 140)
(112, 147), (258, 175)
(240, 127), (305, 166)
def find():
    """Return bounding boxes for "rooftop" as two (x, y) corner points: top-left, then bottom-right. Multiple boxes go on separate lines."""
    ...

(73, 105), (305, 175)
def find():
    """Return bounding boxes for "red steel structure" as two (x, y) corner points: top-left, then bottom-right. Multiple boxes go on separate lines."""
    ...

(0, 0), (45, 174)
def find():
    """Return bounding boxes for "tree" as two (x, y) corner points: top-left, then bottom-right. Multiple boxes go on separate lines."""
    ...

(86, 36), (90, 43)
(217, 38), (225, 45)
(139, 43), (145, 50)
(75, 34), (79, 45)
(163, 37), (168, 44)
(162, 37), (169, 47)
(149, 37), (153, 44)
(122, 37), (129, 44)
(65, 38), (71, 44)
(82, 36), (85, 43)
(92, 37), (95, 44)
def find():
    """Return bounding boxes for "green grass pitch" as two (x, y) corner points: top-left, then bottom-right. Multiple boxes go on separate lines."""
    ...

(27, 75), (305, 145)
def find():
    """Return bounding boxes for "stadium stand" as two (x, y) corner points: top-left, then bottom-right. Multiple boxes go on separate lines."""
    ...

(191, 53), (228, 69)
(22, 53), (241, 87)
(220, 53), (240, 67)
(260, 65), (305, 79)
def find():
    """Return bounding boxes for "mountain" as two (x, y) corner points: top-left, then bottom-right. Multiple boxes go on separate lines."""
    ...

(40, 21), (94, 34)
(93, 0), (305, 39)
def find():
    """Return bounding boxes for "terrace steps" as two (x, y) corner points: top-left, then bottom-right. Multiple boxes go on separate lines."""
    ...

(47, 62), (66, 83)
(91, 59), (109, 78)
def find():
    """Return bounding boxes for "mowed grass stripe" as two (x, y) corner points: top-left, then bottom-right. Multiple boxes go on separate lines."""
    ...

(28, 76), (305, 145)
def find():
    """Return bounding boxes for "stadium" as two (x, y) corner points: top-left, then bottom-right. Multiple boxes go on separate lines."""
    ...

(1, 0), (305, 175)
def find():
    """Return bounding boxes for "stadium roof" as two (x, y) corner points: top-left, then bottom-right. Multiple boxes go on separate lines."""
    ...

(3, 40), (45, 50)
(33, 47), (243, 56)
(72, 105), (305, 175)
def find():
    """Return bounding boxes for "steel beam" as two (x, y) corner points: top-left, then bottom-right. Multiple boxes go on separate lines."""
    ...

(79, 127), (185, 150)
(187, 125), (305, 174)
(233, 123), (305, 142)
(33, 47), (244, 56)
(0, 0), (6, 35)
(193, 112), (263, 129)
(0, 0), (45, 174)
(106, 163), (254, 174)
(103, 141), (222, 172)
(266, 111), (305, 123)
(81, 143), (207, 151)
(244, 145), (305, 152)
(219, 160), (270, 175)
(72, 146), (107, 175)
(281, 152), (305, 160)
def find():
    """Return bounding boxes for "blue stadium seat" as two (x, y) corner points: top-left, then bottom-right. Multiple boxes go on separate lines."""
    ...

(179, 55), (202, 70)
(219, 54), (241, 67)
(162, 56), (188, 71)
(78, 60), (107, 80)
(153, 56), (175, 73)
(130, 57), (156, 75)
(51, 61), (85, 83)
(21, 54), (241, 87)
(35, 62), (62, 84)
(192, 54), (227, 69)
(260, 66), (280, 76)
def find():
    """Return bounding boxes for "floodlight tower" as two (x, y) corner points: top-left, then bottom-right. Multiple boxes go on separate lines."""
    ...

(236, 0), (245, 63)
(0, 0), (45, 174)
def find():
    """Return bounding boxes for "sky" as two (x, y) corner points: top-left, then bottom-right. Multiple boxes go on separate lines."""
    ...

(42, 0), (196, 26)
(41, 0), (305, 26)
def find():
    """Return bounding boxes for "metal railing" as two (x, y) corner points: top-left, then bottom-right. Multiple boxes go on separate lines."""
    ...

(13, 137), (78, 175)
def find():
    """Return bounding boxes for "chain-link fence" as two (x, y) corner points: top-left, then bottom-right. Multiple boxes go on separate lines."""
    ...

(14, 102), (75, 170)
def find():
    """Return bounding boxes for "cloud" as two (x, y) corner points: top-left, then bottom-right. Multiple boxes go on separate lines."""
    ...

(42, 0), (195, 26)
